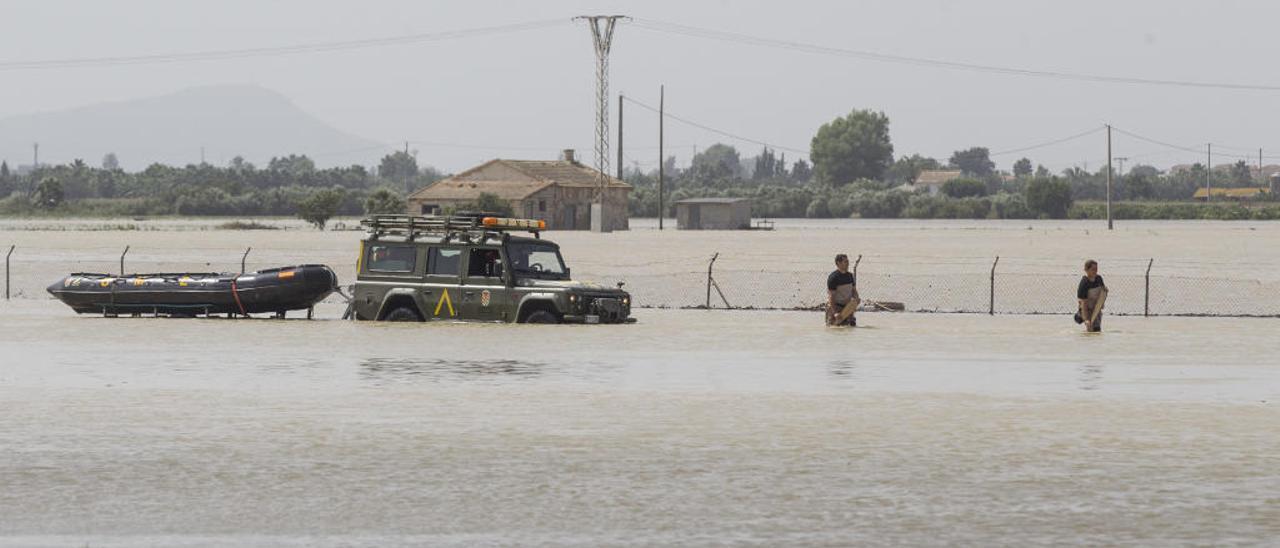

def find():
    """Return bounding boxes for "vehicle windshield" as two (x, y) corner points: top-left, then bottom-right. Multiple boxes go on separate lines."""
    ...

(507, 242), (569, 280)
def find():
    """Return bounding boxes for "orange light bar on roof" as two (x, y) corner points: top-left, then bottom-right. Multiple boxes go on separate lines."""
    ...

(482, 217), (546, 230)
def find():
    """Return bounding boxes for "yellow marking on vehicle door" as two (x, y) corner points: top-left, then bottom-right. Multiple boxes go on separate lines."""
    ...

(434, 288), (456, 317)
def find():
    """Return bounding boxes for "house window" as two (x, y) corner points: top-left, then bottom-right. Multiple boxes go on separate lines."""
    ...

(538, 200), (546, 212)
(420, 204), (440, 215)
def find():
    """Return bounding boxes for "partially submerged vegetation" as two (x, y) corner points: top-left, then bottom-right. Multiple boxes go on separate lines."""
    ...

(0, 152), (436, 227)
(624, 109), (1276, 220)
(217, 220), (280, 230)
(1, 108), (1274, 222)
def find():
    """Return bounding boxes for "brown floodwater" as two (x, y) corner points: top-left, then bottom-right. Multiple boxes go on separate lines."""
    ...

(1, 219), (1279, 546)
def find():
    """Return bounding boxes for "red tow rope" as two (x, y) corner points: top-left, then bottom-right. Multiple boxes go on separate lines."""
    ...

(230, 278), (248, 317)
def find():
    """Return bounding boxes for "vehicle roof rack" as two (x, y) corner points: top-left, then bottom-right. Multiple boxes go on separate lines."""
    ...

(361, 212), (544, 241)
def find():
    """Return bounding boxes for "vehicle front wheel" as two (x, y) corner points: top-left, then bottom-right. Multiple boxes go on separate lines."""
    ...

(523, 310), (560, 324)
(383, 306), (423, 322)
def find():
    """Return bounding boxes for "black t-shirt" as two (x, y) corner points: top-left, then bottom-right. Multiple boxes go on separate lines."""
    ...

(828, 270), (855, 291)
(1077, 275), (1105, 299)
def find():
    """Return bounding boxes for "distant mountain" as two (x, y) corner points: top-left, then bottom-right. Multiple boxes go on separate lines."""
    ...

(0, 85), (386, 170)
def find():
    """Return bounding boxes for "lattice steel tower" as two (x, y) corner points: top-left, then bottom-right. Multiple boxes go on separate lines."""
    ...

(575, 15), (627, 203)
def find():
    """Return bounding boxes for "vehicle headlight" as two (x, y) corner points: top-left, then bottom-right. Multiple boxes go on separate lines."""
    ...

(622, 297), (630, 306)
(568, 294), (579, 303)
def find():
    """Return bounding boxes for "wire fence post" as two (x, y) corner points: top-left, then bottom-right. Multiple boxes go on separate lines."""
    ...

(241, 247), (252, 275)
(1144, 258), (1154, 317)
(706, 252), (718, 309)
(704, 252), (730, 309)
(120, 245), (130, 276)
(5, 245), (14, 300)
(989, 256), (1000, 315)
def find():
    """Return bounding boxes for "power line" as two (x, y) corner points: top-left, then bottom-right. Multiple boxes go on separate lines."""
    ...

(989, 126), (1105, 156)
(622, 96), (808, 155)
(1110, 126), (1272, 161)
(0, 19), (568, 71)
(632, 18), (1280, 92)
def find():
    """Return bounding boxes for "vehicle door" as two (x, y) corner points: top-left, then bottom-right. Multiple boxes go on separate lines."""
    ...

(423, 246), (463, 320)
(460, 247), (509, 322)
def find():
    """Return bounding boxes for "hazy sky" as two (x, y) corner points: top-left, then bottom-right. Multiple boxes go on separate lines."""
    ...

(2, 0), (1278, 173)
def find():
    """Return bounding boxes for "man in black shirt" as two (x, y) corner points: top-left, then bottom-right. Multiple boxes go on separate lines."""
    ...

(1076, 259), (1106, 332)
(827, 254), (860, 326)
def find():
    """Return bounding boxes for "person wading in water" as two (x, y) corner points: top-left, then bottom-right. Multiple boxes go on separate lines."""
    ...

(1076, 259), (1107, 333)
(827, 254), (860, 326)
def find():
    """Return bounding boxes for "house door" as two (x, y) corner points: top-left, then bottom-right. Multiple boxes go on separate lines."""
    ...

(688, 204), (700, 229)
(565, 205), (576, 230)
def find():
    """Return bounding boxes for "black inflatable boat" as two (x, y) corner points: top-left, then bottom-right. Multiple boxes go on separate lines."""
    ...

(47, 264), (338, 317)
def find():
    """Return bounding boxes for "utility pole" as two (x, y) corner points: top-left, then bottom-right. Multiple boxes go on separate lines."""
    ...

(617, 93), (624, 181)
(200, 146), (206, 165)
(1114, 156), (1128, 178)
(658, 85), (665, 231)
(32, 143), (38, 169)
(1207, 143), (1212, 202)
(1260, 148), (1265, 186)
(576, 15), (628, 233)
(1106, 125), (1113, 231)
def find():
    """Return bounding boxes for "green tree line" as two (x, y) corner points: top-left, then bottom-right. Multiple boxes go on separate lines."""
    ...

(624, 109), (1275, 220)
(0, 151), (437, 228)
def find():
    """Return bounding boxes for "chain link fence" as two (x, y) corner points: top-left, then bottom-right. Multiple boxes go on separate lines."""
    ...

(5, 242), (1279, 317)
(619, 255), (1280, 317)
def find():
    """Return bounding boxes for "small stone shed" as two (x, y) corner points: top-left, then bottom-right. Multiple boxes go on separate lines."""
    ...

(407, 150), (631, 231)
(674, 198), (753, 230)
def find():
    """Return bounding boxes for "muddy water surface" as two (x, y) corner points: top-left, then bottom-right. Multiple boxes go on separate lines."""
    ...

(2, 219), (1279, 546)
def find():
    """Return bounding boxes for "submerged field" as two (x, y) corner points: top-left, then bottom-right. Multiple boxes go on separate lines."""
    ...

(2, 218), (1279, 546)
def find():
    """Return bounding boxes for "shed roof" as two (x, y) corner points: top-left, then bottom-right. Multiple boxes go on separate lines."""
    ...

(674, 197), (751, 205)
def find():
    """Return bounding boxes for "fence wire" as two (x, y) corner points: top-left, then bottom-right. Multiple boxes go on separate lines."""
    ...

(620, 260), (1280, 317)
(5, 245), (1279, 317)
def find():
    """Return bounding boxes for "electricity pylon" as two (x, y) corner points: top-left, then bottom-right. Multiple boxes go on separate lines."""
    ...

(575, 15), (627, 231)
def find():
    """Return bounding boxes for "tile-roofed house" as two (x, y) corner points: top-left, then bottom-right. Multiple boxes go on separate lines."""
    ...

(407, 150), (631, 231)
(910, 170), (962, 195)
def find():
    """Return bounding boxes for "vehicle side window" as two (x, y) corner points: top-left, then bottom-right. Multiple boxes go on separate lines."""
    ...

(367, 245), (417, 273)
(467, 248), (503, 279)
(428, 248), (461, 276)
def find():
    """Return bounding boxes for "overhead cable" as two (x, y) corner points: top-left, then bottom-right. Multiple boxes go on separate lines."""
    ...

(632, 18), (1280, 92)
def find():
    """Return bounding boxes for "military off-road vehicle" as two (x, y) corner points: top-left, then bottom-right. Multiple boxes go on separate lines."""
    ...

(350, 213), (634, 324)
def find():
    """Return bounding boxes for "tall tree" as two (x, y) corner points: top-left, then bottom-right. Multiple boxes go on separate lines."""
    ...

(296, 188), (345, 230)
(1230, 160), (1253, 186)
(791, 159), (813, 182)
(689, 143), (742, 186)
(949, 147), (995, 176)
(33, 177), (65, 208)
(229, 156), (256, 173)
(753, 147), (778, 180)
(886, 154), (941, 184)
(102, 153), (120, 171)
(268, 154), (316, 177)
(810, 109), (894, 186)
(1024, 177), (1073, 218)
(363, 188), (407, 215)
(1013, 157), (1033, 178)
(378, 150), (419, 191)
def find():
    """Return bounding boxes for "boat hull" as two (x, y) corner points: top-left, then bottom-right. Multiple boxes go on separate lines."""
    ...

(47, 265), (338, 316)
